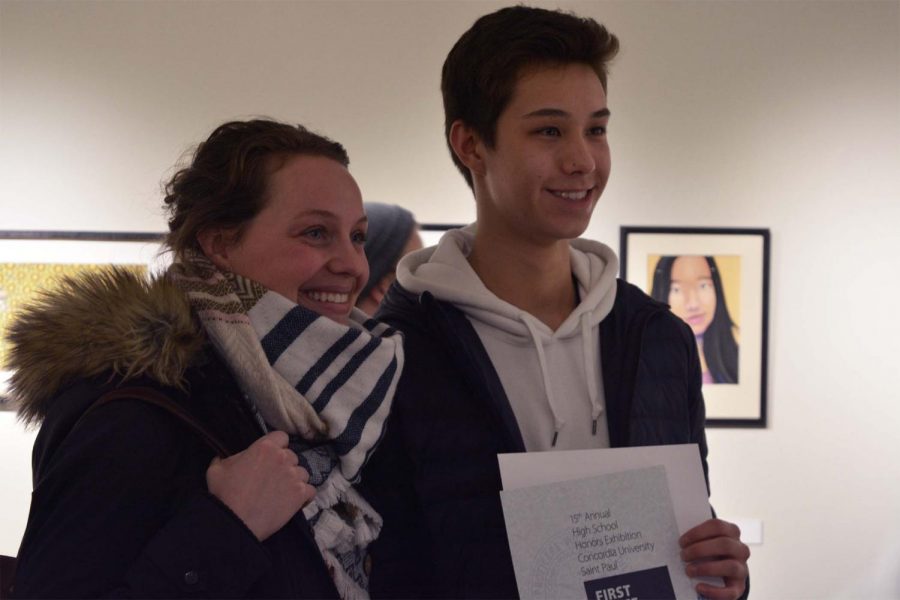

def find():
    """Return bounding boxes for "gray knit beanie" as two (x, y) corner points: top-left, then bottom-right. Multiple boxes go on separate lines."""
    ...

(362, 202), (416, 299)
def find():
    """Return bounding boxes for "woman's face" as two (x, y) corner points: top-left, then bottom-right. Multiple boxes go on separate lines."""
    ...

(667, 255), (716, 337)
(206, 154), (369, 324)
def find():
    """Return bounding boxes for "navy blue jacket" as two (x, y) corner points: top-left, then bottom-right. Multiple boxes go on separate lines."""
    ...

(361, 279), (709, 599)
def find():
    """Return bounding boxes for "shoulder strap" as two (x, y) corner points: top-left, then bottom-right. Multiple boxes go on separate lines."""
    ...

(86, 387), (231, 458)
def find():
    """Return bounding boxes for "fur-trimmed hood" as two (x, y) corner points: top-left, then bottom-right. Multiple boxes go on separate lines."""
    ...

(5, 267), (204, 426)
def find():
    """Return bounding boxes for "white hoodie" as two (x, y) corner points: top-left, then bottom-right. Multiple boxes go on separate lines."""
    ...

(396, 225), (619, 451)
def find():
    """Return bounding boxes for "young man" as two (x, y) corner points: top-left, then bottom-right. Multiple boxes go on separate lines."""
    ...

(361, 6), (750, 599)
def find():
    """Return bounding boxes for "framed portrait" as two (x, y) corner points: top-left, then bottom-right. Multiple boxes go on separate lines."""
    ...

(0, 231), (167, 408)
(619, 226), (770, 428)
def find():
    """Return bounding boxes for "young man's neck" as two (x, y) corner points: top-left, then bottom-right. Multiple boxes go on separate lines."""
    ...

(468, 230), (576, 331)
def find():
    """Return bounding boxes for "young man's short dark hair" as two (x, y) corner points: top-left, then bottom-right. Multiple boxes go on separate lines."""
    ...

(441, 5), (619, 189)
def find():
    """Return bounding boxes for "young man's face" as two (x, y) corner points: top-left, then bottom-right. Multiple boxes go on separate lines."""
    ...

(476, 63), (611, 246)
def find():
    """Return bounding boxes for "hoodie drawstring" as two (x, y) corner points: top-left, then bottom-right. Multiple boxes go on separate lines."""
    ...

(582, 313), (603, 436)
(521, 316), (566, 447)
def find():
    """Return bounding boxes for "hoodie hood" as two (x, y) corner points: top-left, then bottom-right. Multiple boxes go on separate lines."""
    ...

(5, 268), (204, 426)
(397, 225), (619, 339)
(396, 225), (619, 449)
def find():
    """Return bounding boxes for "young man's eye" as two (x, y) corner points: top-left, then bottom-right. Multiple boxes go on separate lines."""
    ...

(536, 126), (561, 137)
(589, 125), (607, 136)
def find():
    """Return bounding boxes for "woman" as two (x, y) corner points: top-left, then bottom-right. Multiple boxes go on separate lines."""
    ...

(355, 202), (423, 315)
(7, 119), (403, 598)
(650, 255), (739, 384)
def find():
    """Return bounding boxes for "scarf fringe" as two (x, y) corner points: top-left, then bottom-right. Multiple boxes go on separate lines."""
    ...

(305, 472), (383, 599)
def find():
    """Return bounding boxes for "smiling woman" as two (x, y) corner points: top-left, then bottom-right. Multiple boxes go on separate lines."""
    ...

(196, 155), (369, 324)
(6, 119), (404, 599)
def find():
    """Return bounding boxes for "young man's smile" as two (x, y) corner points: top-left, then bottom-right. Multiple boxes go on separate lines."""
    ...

(548, 187), (595, 201)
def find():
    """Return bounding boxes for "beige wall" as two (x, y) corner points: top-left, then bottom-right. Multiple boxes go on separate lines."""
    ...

(2, 1), (899, 596)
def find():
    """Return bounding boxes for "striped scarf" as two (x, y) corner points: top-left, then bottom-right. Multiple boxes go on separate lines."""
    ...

(168, 251), (403, 599)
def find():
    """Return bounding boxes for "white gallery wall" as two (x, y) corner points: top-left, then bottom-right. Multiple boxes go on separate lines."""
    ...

(1, 1), (898, 597)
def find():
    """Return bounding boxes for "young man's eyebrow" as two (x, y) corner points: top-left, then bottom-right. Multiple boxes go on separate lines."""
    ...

(522, 108), (612, 118)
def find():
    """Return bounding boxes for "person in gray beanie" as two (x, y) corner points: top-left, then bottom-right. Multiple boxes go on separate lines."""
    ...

(357, 202), (422, 315)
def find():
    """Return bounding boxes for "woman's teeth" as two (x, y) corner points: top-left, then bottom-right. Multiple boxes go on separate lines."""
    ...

(306, 291), (350, 304)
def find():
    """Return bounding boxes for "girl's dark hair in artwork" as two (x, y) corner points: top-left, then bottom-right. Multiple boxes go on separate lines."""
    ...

(651, 255), (739, 384)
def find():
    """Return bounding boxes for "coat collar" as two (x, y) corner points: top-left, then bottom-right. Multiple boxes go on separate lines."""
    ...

(6, 267), (204, 425)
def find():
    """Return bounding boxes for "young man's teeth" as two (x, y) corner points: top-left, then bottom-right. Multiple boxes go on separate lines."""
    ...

(554, 190), (588, 200)
(307, 291), (349, 303)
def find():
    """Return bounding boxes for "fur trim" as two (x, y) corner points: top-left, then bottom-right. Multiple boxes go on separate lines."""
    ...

(5, 267), (204, 426)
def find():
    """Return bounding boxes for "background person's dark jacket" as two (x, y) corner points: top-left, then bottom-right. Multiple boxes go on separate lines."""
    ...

(361, 279), (709, 599)
(8, 270), (338, 599)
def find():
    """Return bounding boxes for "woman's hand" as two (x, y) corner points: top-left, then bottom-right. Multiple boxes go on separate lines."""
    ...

(680, 518), (750, 600)
(206, 430), (315, 541)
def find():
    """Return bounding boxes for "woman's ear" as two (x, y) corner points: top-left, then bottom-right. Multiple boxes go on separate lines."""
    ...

(196, 227), (235, 271)
(448, 120), (487, 178)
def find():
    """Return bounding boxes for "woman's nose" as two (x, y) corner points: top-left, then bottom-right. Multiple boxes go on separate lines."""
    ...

(330, 239), (368, 279)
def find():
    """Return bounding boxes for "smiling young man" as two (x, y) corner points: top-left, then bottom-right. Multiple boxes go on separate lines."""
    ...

(361, 6), (750, 599)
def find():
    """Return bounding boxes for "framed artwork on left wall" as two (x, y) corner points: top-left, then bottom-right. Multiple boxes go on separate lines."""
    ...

(620, 226), (770, 428)
(0, 231), (167, 409)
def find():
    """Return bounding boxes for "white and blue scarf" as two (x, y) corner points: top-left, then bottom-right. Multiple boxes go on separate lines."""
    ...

(169, 252), (403, 599)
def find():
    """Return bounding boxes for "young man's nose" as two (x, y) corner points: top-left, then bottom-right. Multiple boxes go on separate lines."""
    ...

(560, 136), (596, 174)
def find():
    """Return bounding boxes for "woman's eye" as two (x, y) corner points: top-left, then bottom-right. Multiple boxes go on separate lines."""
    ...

(537, 126), (561, 137)
(352, 230), (367, 245)
(302, 227), (327, 241)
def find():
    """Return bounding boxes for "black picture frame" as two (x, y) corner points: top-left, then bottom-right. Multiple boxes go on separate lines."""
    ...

(620, 226), (770, 428)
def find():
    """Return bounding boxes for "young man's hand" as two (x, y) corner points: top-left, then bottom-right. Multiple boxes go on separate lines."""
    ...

(679, 518), (750, 600)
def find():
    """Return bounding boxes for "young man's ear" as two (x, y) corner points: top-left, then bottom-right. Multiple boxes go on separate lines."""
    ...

(448, 120), (487, 178)
(196, 227), (236, 271)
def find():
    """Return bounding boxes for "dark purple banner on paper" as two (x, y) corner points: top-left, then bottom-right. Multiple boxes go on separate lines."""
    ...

(583, 565), (677, 600)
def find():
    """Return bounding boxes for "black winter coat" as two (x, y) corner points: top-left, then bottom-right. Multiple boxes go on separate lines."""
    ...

(7, 269), (338, 599)
(13, 357), (338, 599)
(360, 279), (709, 599)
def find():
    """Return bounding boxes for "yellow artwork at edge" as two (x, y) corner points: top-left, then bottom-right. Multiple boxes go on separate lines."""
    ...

(0, 263), (147, 369)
